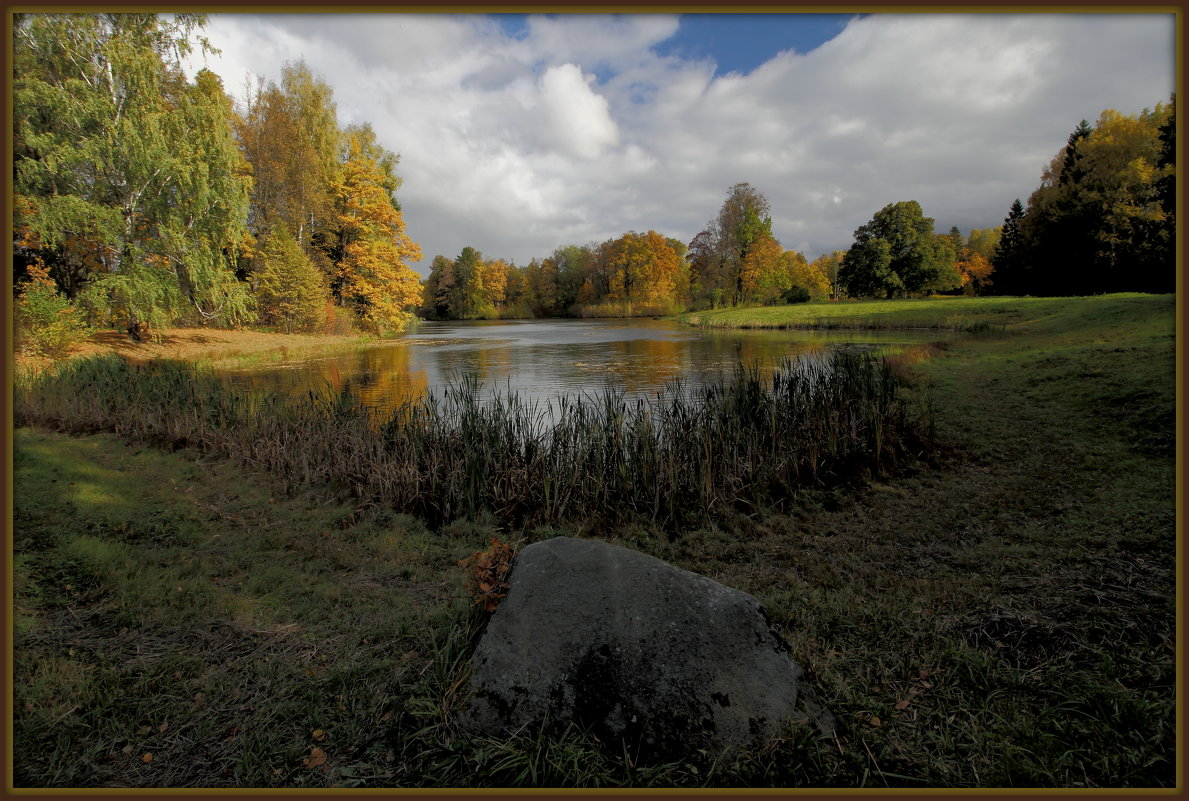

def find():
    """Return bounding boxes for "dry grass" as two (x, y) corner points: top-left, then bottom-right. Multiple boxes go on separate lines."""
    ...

(17, 327), (376, 372)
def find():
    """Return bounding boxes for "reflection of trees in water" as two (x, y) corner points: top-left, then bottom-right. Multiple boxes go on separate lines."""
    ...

(677, 337), (830, 393)
(220, 343), (429, 410)
(350, 344), (429, 408)
(217, 322), (923, 415)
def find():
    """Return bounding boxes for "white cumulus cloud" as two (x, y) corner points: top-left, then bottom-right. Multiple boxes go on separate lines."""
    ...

(186, 12), (1175, 272)
(539, 63), (620, 159)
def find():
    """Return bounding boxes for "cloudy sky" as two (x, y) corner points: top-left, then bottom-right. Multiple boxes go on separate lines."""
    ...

(184, 12), (1175, 275)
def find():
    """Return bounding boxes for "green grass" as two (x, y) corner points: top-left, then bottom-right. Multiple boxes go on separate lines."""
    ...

(677, 293), (1167, 335)
(11, 292), (1177, 788)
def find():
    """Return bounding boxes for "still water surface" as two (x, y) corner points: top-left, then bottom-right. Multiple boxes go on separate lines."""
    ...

(215, 319), (941, 413)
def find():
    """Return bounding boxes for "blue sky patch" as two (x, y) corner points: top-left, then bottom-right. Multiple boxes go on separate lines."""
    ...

(492, 13), (856, 80)
(656, 14), (857, 75)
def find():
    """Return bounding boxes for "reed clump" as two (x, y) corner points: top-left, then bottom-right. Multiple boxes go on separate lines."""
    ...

(15, 351), (931, 530)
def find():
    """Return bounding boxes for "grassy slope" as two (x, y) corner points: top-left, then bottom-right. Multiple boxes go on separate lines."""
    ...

(11, 293), (1178, 788)
(664, 293), (1178, 786)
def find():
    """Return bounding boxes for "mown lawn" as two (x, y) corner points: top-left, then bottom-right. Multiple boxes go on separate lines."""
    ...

(10, 293), (1178, 788)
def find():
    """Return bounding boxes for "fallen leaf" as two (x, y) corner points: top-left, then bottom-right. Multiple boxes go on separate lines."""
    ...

(894, 700), (910, 711)
(142, 753), (153, 763)
(868, 716), (882, 727)
(159, 722), (169, 733)
(137, 726), (151, 735)
(122, 745), (133, 755)
(379, 710), (394, 723)
(312, 729), (327, 742)
(303, 747), (327, 768)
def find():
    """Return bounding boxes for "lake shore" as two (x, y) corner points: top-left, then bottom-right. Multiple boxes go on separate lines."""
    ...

(11, 293), (1177, 788)
(17, 326), (381, 372)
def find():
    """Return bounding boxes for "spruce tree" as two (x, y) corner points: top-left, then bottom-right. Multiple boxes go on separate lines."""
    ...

(991, 199), (1027, 295)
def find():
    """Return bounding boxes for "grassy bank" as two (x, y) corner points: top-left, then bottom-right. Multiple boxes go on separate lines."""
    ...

(11, 293), (1177, 788)
(17, 326), (380, 374)
(677, 293), (1150, 333)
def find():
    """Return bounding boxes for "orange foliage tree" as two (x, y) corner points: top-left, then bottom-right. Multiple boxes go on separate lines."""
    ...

(332, 131), (423, 333)
(606, 230), (682, 308)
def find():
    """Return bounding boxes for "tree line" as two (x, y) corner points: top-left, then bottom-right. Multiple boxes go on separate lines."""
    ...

(425, 96), (1175, 321)
(990, 99), (1175, 296)
(424, 182), (1003, 321)
(13, 13), (422, 355)
(12, 12), (1176, 352)
(825, 99), (1173, 302)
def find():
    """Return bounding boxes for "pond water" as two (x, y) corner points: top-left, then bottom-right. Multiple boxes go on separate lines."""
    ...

(214, 318), (943, 413)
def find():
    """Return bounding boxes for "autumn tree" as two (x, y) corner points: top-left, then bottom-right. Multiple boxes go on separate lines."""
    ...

(785, 250), (831, 302)
(331, 128), (422, 332)
(13, 13), (254, 332)
(605, 230), (682, 308)
(688, 183), (774, 307)
(13, 263), (92, 356)
(550, 244), (593, 312)
(1001, 101), (1174, 295)
(501, 260), (532, 318)
(739, 235), (784, 304)
(478, 257), (511, 316)
(522, 257), (558, 317)
(236, 61), (340, 251)
(943, 228), (998, 296)
(966, 228), (1002, 261)
(810, 251), (847, 300)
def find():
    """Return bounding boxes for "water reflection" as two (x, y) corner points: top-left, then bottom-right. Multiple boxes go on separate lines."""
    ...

(215, 319), (939, 413)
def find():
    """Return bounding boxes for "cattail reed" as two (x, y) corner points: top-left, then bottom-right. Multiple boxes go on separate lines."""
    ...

(15, 351), (931, 530)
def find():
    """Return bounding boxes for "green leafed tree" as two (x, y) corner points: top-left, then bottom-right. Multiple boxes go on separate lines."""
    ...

(840, 201), (959, 298)
(252, 226), (328, 333)
(13, 12), (254, 332)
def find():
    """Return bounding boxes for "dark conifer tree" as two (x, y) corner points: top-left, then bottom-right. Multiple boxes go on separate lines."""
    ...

(990, 199), (1028, 294)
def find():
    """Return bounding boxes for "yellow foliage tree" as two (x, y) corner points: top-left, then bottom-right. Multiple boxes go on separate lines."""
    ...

(332, 133), (423, 333)
(739, 235), (784, 304)
(606, 230), (680, 307)
(785, 250), (831, 301)
(479, 257), (511, 314)
(955, 251), (994, 295)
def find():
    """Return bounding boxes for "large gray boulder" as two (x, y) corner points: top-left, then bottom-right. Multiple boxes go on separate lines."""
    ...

(461, 537), (835, 761)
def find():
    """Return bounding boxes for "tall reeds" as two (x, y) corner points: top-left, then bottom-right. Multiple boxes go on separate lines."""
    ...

(14, 351), (930, 530)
